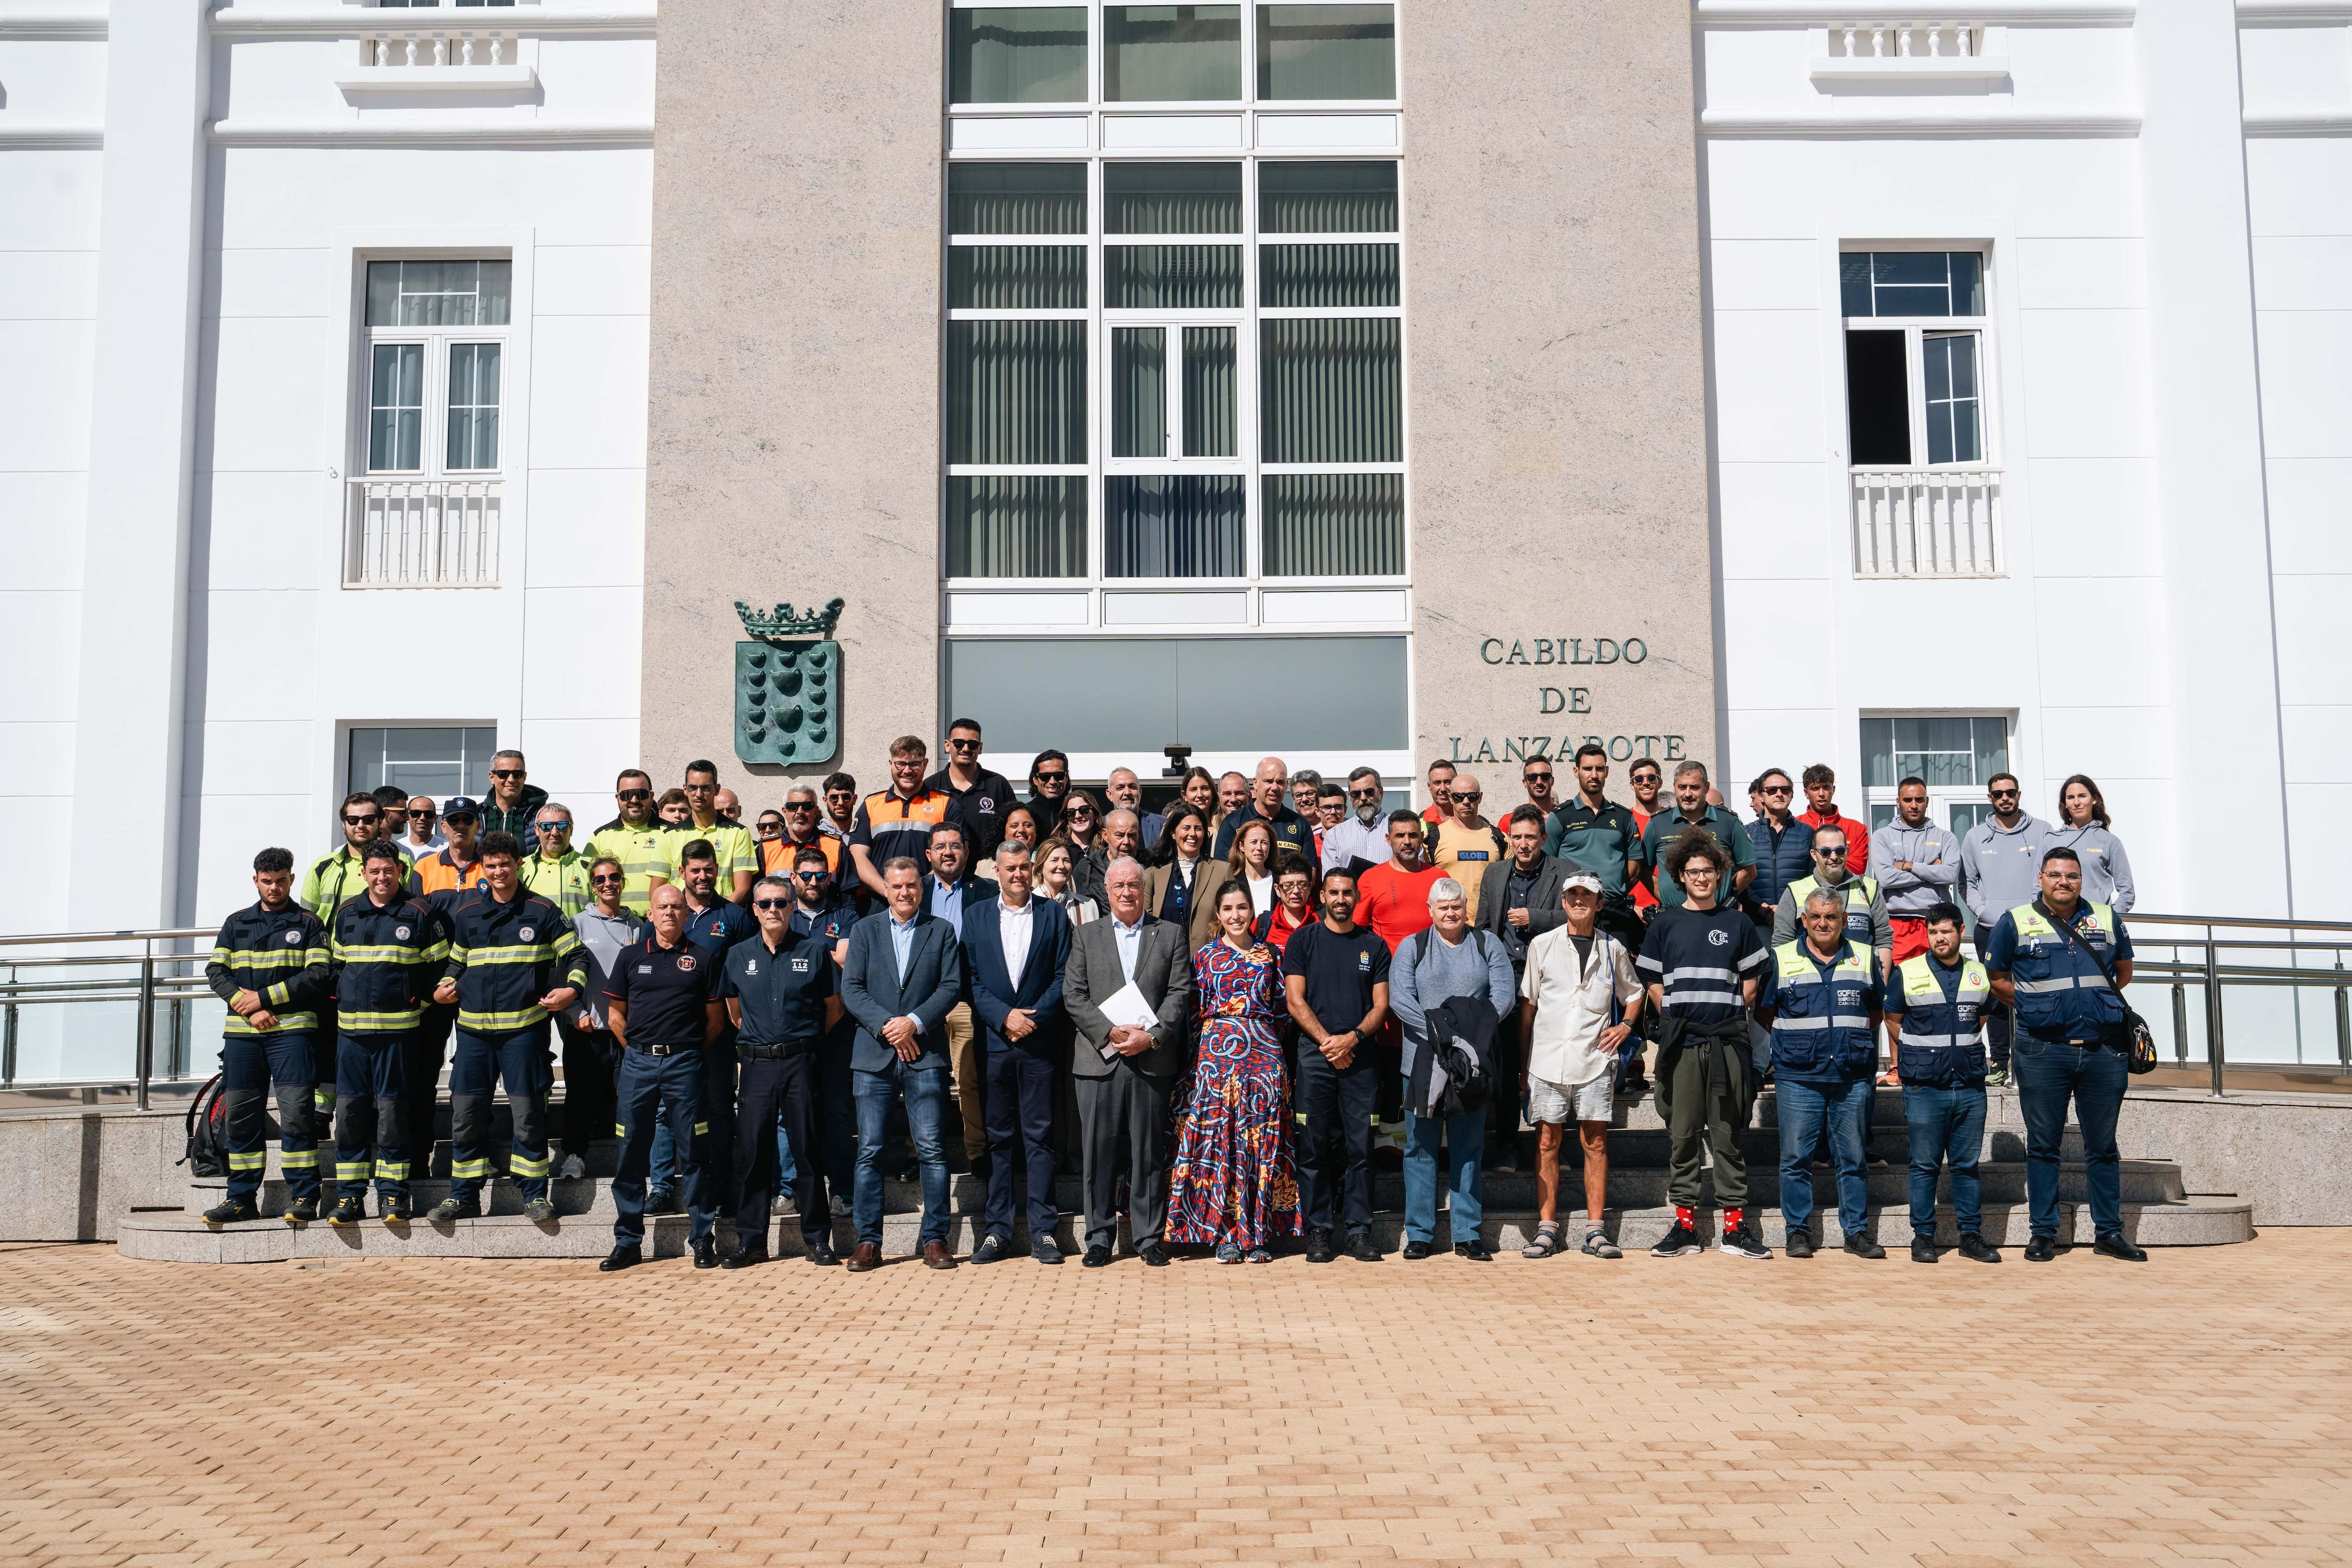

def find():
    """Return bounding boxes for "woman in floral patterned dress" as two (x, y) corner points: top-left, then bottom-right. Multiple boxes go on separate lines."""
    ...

(1167, 882), (1302, 1262)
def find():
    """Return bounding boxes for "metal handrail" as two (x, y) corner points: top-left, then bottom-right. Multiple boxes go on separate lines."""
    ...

(0, 927), (217, 1110)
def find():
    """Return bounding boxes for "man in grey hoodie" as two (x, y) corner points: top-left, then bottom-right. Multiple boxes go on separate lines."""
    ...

(1869, 776), (1962, 965)
(1957, 772), (2052, 1083)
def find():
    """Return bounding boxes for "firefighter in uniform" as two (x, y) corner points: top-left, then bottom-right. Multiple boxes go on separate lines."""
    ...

(299, 792), (415, 1131)
(1885, 900), (2000, 1264)
(325, 840), (448, 1225)
(428, 831), (588, 1224)
(406, 797), (489, 1187)
(599, 882), (726, 1272)
(201, 847), (332, 1227)
(1759, 887), (1886, 1259)
(1983, 845), (2144, 1263)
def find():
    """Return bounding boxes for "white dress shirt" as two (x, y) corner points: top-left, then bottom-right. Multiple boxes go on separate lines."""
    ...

(998, 896), (1035, 991)
(1112, 914), (1144, 983)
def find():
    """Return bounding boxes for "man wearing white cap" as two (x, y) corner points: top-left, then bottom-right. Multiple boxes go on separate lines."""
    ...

(1516, 871), (1644, 1259)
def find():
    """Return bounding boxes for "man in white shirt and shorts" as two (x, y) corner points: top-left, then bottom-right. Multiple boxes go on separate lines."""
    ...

(1518, 872), (1644, 1258)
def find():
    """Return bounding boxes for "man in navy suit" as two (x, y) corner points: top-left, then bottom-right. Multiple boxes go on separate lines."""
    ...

(960, 839), (1074, 1265)
(840, 856), (966, 1271)
(921, 821), (998, 1175)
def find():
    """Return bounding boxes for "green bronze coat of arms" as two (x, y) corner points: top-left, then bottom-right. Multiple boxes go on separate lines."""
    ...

(734, 598), (844, 767)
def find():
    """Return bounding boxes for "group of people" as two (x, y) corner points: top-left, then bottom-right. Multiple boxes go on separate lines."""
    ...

(198, 721), (2152, 1271)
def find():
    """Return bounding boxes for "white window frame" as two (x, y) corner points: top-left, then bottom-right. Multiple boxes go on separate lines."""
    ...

(1839, 245), (1998, 474)
(358, 258), (513, 480)
(1861, 712), (2014, 840)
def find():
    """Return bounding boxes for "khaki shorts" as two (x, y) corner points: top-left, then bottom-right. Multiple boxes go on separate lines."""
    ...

(1526, 1070), (1612, 1126)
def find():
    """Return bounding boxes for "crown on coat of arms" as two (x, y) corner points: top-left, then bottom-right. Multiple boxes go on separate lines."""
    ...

(735, 597), (844, 640)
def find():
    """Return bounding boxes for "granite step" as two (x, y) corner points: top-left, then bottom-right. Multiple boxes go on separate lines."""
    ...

(115, 1191), (2254, 1265)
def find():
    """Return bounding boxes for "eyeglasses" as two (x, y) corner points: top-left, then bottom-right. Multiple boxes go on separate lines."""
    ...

(590, 872), (625, 886)
(1066, 806), (1094, 818)
(826, 789), (855, 800)
(794, 869), (829, 880)
(946, 737), (980, 752)
(1762, 784), (1793, 796)
(490, 769), (524, 781)
(1350, 786), (1381, 799)
(753, 897), (792, 910)
(1813, 847), (1845, 858)
(343, 813), (381, 826)
(1990, 788), (2020, 800)
(535, 820), (571, 833)
(1035, 770), (1067, 783)
(412, 809), (437, 823)
(444, 816), (478, 827)
(1523, 772), (1552, 784)
(618, 789), (651, 802)
(784, 802), (817, 812)
(1454, 792), (1483, 803)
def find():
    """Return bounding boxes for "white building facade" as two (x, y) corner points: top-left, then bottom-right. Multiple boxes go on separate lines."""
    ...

(3, 1), (2348, 1079)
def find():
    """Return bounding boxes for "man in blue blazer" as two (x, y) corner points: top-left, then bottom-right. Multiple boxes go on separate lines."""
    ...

(959, 839), (1074, 1265)
(840, 855), (966, 1271)
(920, 821), (998, 1175)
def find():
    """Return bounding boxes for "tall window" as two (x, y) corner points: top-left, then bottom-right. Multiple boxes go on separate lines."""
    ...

(347, 726), (499, 800)
(1841, 251), (1988, 469)
(1861, 714), (2010, 837)
(363, 259), (511, 475)
(945, 154), (1402, 582)
(949, 3), (1396, 104)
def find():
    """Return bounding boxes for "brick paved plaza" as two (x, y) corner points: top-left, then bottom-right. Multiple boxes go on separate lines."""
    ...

(5, 1234), (2351, 1568)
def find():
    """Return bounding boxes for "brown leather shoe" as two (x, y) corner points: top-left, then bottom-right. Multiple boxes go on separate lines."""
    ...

(922, 1240), (957, 1270)
(846, 1242), (882, 1273)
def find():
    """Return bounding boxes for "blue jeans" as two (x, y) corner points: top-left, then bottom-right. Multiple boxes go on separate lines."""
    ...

(1776, 1076), (1872, 1241)
(2015, 1034), (2128, 1239)
(853, 1061), (950, 1248)
(1901, 1084), (1986, 1240)
(1402, 1100), (1484, 1245)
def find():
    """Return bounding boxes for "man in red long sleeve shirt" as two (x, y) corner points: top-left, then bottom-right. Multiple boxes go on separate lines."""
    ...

(1796, 763), (1869, 877)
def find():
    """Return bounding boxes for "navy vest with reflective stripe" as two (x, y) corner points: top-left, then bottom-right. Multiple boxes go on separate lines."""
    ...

(1768, 939), (1877, 1084)
(1894, 953), (1988, 1087)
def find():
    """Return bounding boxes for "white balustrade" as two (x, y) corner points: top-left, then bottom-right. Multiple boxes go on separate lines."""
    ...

(358, 29), (517, 70)
(1829, 22), (1981, 60)
(1850, 468), (2002, 579)
(345, 478), (501, 587)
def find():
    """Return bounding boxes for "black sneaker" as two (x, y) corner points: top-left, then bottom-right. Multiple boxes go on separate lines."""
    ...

(1304, 1228), (1335, 1264)
(1346, 1228), (1382, 1262)
(282, 1196), (318, 1226)
(2022, 1234), (2060, 1262)
(1957, 1233), (2001, 1264)
(2093, 1233), (2147, 1262)
(646, 1188), (679, 1215)
(380, 1194), (413, 1224)
(1402, 1239), (1433, 1260)
(429, 1196), (481, 1223)
(1650, 1222), (1704, 1258)
(201, 1198), (259, 1227)
(1139, 1242), (1171, 1267)
(1030, 1236), (1065, 1265)
(971, 1232), (1013, 1265)
(1719, 1224), (1772, 1261)
(1910, 1238), (1939, 1263)
(1784, 1228), (1816, 1259)
(1843, 1234), (1886, 1260)
(521, 1197), (556, 1223)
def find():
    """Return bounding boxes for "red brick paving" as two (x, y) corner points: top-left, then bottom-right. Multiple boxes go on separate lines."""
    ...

(1, 1233), (2350, 1565)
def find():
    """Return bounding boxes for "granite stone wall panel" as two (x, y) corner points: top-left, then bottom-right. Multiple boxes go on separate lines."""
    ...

(1400, 1), (1719, 784)
(641, 1), (945, 790)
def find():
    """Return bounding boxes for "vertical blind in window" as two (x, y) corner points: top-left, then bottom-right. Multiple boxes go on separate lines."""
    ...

(369, 344), (423, 470)
(1260, 317), (1400, 463)
(1105, 475), (1247, 577)
(1256, 3), (1396, 100)
(1260, 243), (1397, 306)
(1262, 473), (1401, 576)
(1105, 244), (1243, 307)
(949, 162), (1088, 235)
(949, 7), (1089, 103)
(946, 476), (1087, 578)
(948, 320), (1089, 465)
(1106, 162), (1243, 234)
(950, 246), (1087, 309)
(1182, 327), (1236, 457)
(1105, 4), (1241, 101)
(445, 343), (501, 470)
(1258, 160), (1397, 233)
(1112, 328), (1167, 459)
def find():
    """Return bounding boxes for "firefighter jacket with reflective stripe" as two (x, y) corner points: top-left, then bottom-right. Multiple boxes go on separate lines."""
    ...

(207, 902), (331, 1036)
(440, 889), (588, 1034)
(330, 895), (451, 1033)
(1989, 899), (2130, 1041)
(1765, 938), (1880, 1085)
(1891, 953), (1989, 1087)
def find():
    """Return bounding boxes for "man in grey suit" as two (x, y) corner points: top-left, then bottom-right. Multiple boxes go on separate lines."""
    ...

(1063, 856), (1193, 1267)
(840, 856), (966, 1272)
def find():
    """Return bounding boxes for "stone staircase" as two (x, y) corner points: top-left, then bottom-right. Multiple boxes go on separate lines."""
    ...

(117, 1086), (2254, 1263)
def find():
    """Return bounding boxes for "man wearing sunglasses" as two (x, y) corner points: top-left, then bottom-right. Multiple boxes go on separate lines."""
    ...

(1026, 750), (1074, 840)
(779, 844), (862, 1201)
(478, 750), (549, 855)
(301, 793), (417, 1122)
(719, 874), (846, 1268)
(923, 718), (1018, 860)
(1746, 769), (1814, 936)
(1958, 772), (2051, 1085)
(669, 760), (758, 903)
(1321, 767), (1391, 877)
(559, 855), (644, 1181)
(402, 795), (446, 858)
(760, 786), (844, 880)
(586, 769), (672, 915)
(518, 805), (592, 917)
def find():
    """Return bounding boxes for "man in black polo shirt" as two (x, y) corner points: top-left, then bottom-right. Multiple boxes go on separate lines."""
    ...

(1283, 867), (1392, 1265)
(601, 884), (724, 1273)
(719, 874), (842, 1269)
(923, 717), (1018, 860)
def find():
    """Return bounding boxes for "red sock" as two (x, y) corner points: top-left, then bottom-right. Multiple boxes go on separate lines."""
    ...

(1675, 1206), (1696, 1230)
(1723, 1208), (1744, 1233)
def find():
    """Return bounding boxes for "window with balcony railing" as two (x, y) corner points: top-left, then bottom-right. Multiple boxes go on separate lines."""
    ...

(350, 258), (508, 587)
(1842, 248), (2002, 579)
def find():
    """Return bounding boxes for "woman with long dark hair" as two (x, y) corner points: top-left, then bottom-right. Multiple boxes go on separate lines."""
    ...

(2048, 774), (2135, 912)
